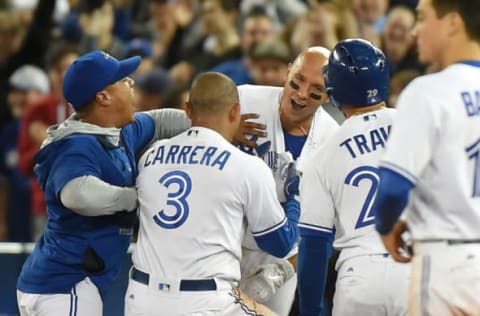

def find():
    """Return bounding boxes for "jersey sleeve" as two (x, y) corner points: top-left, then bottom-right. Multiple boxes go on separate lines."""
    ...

(50, 137), (103, 197)
(299, 156), (335, 240)
(122, 112), (156, 155)
(244, 157), (286, 235)
(380, 80), (440, 183)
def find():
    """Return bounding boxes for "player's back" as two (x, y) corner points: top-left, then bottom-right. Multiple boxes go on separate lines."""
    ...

(133, 127), (281, 284)
(386, 63), (480, 240)
(307, 108), (396, 265)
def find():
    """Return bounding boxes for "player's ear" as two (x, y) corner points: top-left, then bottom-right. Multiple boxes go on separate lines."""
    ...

(95, 90), (111, 107)
(229, 102), (241, 123)
(184, 101), (193, 120)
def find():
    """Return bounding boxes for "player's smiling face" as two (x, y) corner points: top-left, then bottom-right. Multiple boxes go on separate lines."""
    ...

(280, 51), (329, 124)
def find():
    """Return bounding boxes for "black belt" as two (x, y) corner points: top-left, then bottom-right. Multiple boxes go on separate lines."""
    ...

(131, 267), (217, 291)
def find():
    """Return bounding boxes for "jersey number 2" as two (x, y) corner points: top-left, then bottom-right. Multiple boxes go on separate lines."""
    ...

(153, 170), (192, 229)
(344, 166), (380, 229)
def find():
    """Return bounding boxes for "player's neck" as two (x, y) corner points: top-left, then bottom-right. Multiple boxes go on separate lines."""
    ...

(342, 102), (386, 118)
(280, 113), (313, 136)
(191, 118), (235, 143)
(440, 37), (480, 69)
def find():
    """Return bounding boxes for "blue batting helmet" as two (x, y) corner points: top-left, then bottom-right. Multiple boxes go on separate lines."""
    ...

(324, 38), (389, 107)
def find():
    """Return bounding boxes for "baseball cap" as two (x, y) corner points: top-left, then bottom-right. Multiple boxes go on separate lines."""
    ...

(124, 38), (153, 58)
(250, 40), (291, 64)
(136, 68), (173, 95)
(63, 50), (141, 110)
(9, 65), (50, 94)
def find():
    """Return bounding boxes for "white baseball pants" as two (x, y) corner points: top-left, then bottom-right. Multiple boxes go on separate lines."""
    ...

(410, 241), (480, 316)
(17, 277), (102, 316)
(333, 254), (410, 316)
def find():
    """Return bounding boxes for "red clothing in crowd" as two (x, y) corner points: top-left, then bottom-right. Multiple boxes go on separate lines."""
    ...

(18, 93), (74, 216)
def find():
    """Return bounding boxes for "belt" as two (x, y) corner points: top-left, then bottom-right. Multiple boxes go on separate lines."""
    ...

(417, 239), (480, 245)
(131, 267), (217, 291)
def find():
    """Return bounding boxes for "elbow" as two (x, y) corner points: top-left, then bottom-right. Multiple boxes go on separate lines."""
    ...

(255, 224), (298, 258)
(269, 244), (293, 259)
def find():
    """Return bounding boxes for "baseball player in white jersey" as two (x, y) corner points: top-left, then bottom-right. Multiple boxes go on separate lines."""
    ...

(373, 0), (480, 315)
(298, 39), (409, 316)
(124, 72), (301, 316)
(236, 47), (339, 315)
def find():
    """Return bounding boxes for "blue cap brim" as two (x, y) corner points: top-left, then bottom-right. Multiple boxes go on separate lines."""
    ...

(111, 56), (141, 83)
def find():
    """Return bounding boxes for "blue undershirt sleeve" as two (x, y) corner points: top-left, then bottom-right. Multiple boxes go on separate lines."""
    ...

(253, 195), (300, 258)
(298, 233), (333, 316)
(374, 167), (415, 234)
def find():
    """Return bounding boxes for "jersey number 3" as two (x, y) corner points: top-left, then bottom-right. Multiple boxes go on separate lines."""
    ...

(344, 166), (380, 229)
(153, 170), (192, 229)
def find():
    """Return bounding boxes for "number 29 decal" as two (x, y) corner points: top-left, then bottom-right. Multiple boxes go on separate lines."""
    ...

(153, 170), (192, 229)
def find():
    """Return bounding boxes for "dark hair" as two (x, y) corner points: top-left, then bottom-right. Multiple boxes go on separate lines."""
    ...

(432, 0), (480, 40)
(45, 42), (80, 70)
(78, 0), (106, 14)
(240, 5), (273, 31)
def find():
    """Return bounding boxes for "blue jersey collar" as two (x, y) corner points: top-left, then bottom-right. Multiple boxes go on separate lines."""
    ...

(458, 60), (480, 67)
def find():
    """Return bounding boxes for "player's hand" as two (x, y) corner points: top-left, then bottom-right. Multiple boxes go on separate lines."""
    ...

(380, 220), (411, 263)
(234, 113), (267, 148)
(284, 162), (300, 198)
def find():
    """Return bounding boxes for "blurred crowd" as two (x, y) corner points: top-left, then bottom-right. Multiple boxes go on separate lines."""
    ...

(0, 0), (425, 242)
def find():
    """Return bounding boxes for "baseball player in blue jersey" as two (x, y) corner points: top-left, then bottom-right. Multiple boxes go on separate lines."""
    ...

(374, 0), (480, 315)
(125, 72), (300, 315)
(298, 39), (409, 316)
(16, 50), (191, 316)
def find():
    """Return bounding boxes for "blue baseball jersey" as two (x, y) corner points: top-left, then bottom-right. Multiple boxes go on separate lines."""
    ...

(17, 113), (155, 296)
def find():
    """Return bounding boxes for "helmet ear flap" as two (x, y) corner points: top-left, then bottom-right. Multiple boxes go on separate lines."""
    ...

(322, 64), (337, 107)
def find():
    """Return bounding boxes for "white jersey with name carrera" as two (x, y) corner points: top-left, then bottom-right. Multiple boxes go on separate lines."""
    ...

(300, 108), (396, 267)
(380, 62), (480, 241)
(132, 127), (287, 283)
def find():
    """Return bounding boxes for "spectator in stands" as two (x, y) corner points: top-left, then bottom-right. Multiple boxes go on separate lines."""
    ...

(0, 65), (50, 242)
(18, 44), (79, 241)
(170, 0), (242, 85)
(213, 6), (277, 84)
(249, 39), (291, 86)
(351, 0), (388, 46)
(381, 5), (423, 77)
(134, 68), (175, 111)
(0, 0), (57, 129)
(77, 0), (125, 57)
(123, 37), (155, 77)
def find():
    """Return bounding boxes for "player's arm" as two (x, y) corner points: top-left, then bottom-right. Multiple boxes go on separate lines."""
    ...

(60, 176), (137, 216)
(374, 167), (414, 234)
(146, 109), (191, 140)
(297, 157), (336, 315)
(50, 137), (137, 216)
(247, 160), (300, 258)
(298, 231), (333, 316)
(374, 80), (434, 234)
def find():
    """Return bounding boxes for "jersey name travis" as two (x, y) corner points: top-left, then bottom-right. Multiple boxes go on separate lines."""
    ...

(143, 145), (232, 170)
(340, 125), (391, 159)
